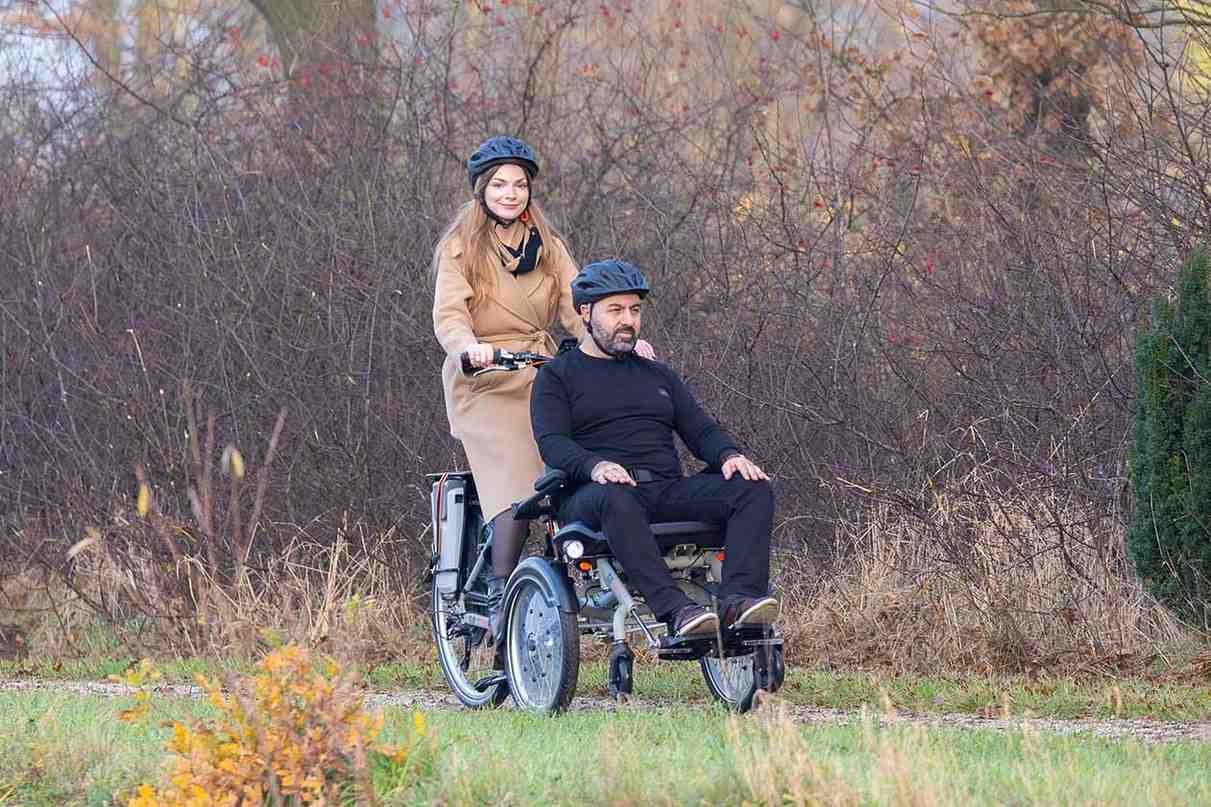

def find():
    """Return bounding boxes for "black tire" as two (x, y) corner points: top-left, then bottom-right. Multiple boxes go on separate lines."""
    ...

(759, 643), (786, 693)
(607, 643), (634, 698)
(432, 577), (508, 709)
(503, 558), (579, 714)
(701, 651), (759, 712)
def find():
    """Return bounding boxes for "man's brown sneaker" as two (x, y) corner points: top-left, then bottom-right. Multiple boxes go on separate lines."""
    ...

(720, 596), (780, 629)
(671, 604), (719, 637)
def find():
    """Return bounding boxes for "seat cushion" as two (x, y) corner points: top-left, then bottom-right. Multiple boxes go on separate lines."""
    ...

(555, 520), (723, 555)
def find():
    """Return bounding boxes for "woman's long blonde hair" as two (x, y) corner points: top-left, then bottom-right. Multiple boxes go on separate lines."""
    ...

(431, 167), (564, 313)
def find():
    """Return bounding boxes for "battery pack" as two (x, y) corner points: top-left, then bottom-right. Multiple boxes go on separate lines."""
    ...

(431, 477), (467, 595)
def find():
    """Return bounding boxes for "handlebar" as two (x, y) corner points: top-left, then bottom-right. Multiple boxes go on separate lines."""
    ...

(460, 348), (551, 376)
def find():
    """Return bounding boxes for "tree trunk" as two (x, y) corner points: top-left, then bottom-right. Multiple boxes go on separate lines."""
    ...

(89, 0), (123, 97)
(248, 0), (377, 80)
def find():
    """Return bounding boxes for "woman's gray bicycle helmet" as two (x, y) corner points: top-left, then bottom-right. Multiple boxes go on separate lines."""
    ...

(571, 259), (651, 308)
(467, 136), (539, 188)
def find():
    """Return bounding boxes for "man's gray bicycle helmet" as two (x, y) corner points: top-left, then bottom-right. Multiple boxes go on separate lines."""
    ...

(571, 259), (651, 308)
(467, 135), (539, 188)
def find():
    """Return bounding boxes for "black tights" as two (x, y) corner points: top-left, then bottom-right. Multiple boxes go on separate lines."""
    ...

(490, 511), (529, 579)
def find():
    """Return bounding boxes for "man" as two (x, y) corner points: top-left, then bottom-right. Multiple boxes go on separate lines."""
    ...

(530, 259), (779, 638)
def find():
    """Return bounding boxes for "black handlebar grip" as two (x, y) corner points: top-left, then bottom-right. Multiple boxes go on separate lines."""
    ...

(460, 348), (503, 375)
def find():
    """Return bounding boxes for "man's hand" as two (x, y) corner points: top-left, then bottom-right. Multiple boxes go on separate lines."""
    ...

(635, 339), (656, 360)
(721, 454), (770, 481)
(590, 461), (637, 486)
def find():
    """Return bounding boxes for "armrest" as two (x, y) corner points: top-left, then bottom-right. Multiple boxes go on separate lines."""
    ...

(511, 468), (571, 520)
(533, 467), (570, 495)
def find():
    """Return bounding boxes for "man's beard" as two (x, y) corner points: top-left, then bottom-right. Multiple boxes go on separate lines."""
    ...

(589, 319), (637, 358)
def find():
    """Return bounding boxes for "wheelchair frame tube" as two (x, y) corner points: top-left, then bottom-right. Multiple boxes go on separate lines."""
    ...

(597, 558), (659, 647)
(459, 534), (491, 599)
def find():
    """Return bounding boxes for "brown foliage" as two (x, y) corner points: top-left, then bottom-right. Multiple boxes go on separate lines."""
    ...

(127, 645), (423, 805)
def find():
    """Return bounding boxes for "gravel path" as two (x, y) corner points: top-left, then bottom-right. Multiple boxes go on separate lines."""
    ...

(3, 678), (1209, 745)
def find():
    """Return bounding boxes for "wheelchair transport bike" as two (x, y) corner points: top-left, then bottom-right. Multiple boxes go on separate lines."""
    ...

(428, 348), (785, 714)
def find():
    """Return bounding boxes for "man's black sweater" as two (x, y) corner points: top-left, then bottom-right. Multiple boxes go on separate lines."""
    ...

(530, 348), (739, 482)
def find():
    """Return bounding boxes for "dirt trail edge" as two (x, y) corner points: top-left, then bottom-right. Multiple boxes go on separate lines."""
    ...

(3, 678), (1209, 745)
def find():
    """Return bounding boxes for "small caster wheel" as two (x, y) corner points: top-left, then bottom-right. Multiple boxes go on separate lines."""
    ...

(607, 641), (634, 699)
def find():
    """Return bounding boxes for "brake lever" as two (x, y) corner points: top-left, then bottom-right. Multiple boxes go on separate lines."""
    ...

(471, 365), (510, 377)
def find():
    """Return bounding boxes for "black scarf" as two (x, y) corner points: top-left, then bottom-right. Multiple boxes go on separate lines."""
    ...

(500, 226), (543, 276)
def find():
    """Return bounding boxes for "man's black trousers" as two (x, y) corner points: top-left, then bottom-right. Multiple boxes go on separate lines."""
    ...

(559, 473), (774, 621)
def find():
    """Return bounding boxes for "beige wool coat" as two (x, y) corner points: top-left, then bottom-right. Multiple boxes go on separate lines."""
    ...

(433, 232), (584, 521)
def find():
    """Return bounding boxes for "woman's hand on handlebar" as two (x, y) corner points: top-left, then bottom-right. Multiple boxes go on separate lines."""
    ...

(460, 346), (550, 375)
(464, 342), (495, 369)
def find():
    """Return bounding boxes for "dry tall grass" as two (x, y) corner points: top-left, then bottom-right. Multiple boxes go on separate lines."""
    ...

(1, 410), (430, 663)
(729, 704), (857, 806)
(0, 463), (1195, 676)
(0, 521), (428, 664)
(776, 469), (1189, 675)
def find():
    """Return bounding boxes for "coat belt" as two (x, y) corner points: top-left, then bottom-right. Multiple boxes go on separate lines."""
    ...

(481, 331), (556, 354)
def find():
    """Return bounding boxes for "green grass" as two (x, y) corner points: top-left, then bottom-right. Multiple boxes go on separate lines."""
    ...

(401, 708), (1211, 805)
(776, 668), (1211, 720)
(372, 657), (1211, 720)
(0, 656), (229, 684)
(0, 691), (207, 805)
(5, 654), (1211, 721)
(2, 688), (1210, 806)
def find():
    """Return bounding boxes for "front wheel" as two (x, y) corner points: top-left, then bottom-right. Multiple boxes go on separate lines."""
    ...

(701, 651), (758, 712)
(503, 558), (580, 714)
(701, 643), (785, 713)
(432, 578), (508, 709)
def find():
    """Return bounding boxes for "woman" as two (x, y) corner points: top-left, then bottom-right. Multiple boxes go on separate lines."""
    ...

(432, 135), (649, 639)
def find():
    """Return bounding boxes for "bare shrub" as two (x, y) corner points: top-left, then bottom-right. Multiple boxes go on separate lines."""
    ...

(1, 0), (1208, 666)
(10, 491), (427, 660)
(777, 466), (1185, 674)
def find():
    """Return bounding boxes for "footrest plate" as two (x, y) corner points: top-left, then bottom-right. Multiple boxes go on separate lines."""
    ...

(474, 672), (507, 692)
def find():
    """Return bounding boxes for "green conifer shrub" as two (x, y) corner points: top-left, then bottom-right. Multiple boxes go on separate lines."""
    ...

(1129, 249), (1211, 624)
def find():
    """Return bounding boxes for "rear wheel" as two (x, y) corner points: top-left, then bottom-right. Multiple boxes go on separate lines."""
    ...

(432, 578), (508, 709)
(504, 560), (579, 714)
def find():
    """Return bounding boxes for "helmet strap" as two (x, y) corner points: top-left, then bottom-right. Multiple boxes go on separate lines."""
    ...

(477, 190), (532, 228)
(478, 190), (511, 226)
(474, 163), (534, 226)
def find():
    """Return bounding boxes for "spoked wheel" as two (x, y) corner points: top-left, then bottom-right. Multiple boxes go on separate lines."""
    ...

(701, 651), (759, 712)
(432, 579), (508, 709)
(503, 559), (579, 714)
(702, 641), (785, 713)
